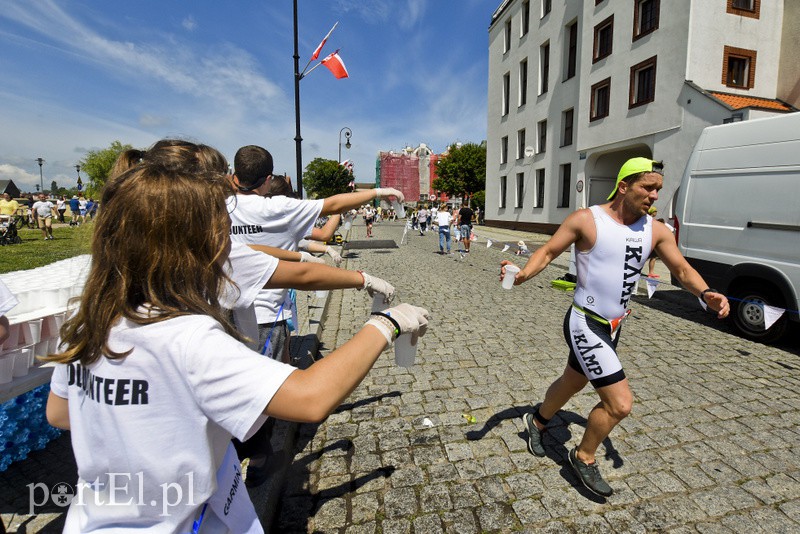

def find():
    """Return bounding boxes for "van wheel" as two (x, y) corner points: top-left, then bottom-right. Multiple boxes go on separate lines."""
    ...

(729, 284), (787, 343)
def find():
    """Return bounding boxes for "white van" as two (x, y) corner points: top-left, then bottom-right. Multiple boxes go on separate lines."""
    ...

(672, 112), (800, 343)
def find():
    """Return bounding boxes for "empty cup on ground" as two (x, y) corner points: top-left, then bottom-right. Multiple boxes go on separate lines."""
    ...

(315, 290), (329, 299)
(502, 264), (521, 290)
(394, 334), (417, 367)
(0, 353), (14, 384)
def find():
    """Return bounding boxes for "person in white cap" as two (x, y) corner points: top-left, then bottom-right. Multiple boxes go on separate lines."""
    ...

(502, 157), (729, 497)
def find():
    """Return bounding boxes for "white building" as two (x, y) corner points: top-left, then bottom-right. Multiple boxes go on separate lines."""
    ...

(486, 0), (799, 233)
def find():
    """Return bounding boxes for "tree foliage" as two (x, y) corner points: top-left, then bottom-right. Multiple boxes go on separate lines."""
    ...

(432, 142), (486, 199)
(302, 158), (352, 199)
(79, 140), (134, 196)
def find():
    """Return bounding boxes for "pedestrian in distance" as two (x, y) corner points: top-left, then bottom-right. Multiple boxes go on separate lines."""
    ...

(502, 157), (729, 498)
(417, 205), (429, 236)
(68, 195), (80, 226)
(458, 204), (474, 253)
(31, 193), (56, 240)
(56, 195), (67, 223)
(434, 204), (453, 254)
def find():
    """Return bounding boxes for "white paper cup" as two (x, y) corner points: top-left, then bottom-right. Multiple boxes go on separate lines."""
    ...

(24, 318), (44, 344)
(0, 353), (14, 384)
(392, 200), (405, 219)
(12, 348), (30, 377)
(315, 290), (329, 299)
(502, 265), (521, 290)
(4, 323), (20, 349)
(394, 334), (417, 367)
(371, 294), (389, 313)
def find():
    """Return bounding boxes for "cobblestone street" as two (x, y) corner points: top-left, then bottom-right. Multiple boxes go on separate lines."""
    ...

(276, 220), (800, 533)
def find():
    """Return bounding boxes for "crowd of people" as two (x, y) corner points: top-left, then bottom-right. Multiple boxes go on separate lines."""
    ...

(42, 139), (430, 532)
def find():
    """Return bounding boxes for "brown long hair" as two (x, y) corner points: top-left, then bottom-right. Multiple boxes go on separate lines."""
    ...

(49, 162), (240, 365)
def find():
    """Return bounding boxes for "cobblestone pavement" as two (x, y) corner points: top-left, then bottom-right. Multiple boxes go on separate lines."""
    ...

(276, 220), (800, 533)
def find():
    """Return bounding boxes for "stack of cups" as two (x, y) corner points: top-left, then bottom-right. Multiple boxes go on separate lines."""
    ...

(0, 352), (14, 384)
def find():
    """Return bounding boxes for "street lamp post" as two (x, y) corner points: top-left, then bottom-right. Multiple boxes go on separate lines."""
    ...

(338, 127), (352, 163)
(36, 157), (45, 194)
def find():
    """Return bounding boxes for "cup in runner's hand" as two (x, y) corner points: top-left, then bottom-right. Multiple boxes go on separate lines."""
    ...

(501, 264), (520, 290)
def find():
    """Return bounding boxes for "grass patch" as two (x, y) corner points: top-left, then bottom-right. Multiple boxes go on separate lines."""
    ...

(0, 223), (93, 274)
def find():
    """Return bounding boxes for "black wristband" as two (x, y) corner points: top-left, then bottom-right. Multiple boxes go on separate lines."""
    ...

(370, 311), (400, 339)
(700, 288), (718, 303)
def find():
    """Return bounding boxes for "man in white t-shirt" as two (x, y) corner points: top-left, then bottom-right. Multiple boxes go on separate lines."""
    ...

(32, 193), (56, 240)
(434, 204), (453, 254)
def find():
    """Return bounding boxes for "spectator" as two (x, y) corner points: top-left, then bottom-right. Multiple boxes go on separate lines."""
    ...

(56, 195), (67, 223)
(69, 195), (80, 226)
(434, 204), (453, 254)
(31, 193), (56, 240)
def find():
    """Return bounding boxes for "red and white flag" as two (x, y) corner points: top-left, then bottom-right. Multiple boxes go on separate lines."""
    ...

(321, 50), (349, 79)
(311, 22), (338, 61)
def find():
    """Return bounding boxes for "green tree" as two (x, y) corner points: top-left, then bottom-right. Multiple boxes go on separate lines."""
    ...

(50, 180), (58, 196)
(471, 190), (485, 215)
(303, 158), (352, 199)
(432, 142), (486, 204)
(79, 140), (134, 196)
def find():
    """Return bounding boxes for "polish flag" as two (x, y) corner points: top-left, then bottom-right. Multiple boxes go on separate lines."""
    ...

(321, 50), (349, 79)
(311, 22), (338, 61)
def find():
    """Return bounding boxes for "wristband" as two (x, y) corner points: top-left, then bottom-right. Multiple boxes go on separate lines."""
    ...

(700, 288), (718, 303)
(357, 270), (366, 288)
(370, 311), (400, 340)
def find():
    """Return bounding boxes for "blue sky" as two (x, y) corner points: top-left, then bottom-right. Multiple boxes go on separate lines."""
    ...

(0, 0), (490, 194)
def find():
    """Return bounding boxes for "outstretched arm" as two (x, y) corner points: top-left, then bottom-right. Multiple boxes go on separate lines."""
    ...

(321, 188), (404, 215)
(309, 214), (341, 242)
(504, 208), (589, 285)
(653, 221), (729, 318)
(248, 244), (302, 262)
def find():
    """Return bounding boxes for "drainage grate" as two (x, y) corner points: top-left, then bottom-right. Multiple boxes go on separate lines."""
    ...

(343, 239), (398, 250)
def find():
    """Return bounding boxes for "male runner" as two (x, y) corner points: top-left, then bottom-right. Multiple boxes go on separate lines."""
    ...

(502, 157), (729, 497)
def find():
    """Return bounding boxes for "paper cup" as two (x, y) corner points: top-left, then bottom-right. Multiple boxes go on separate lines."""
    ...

(0, 353), (14, 384)
(392, 200), (405, 219)
(371, 294), (389, 313)
(23, 318), (44, 344)
(315, 290), (329, 299)
(4, 323), (20, 349)
(12, 348), (30, 377)
(394, 334), (417, 367)
(502, 265), (521, 290)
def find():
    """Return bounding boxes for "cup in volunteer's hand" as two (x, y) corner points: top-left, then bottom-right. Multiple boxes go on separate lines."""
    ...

(501, 263), (520, 290)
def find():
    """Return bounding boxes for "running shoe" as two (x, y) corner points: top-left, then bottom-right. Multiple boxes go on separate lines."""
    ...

(568, 447), (613, 497)
(522, 413), (546, 457)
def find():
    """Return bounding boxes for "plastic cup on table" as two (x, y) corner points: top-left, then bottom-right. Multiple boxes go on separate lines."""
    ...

(11, 348), (30, 378)
(23, 318), (44, 345)
(502, 264), (521, 290)
(0, 353), (14, 384)
(4, 324), (20, 349)
(394, 334), (417, 367)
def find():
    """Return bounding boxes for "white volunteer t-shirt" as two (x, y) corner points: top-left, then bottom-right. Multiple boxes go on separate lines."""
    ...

(50, 314), (296, 533)
(0, 280), (19, 316)
(226, 194), (323, 323)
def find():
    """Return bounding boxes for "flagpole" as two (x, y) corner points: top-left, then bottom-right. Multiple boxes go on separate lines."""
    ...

(293, 0), (304, 198)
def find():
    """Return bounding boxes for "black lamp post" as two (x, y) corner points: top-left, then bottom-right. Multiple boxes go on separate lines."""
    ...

(75, 164), (83, 191)
(338, 127), (352, 163)
(36, 157), (45, 194)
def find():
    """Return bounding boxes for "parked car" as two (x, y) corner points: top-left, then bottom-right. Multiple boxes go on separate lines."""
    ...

(672, 112), (800, 343)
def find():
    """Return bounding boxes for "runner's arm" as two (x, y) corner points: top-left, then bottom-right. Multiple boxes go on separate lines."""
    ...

(653, 222), (729, 318)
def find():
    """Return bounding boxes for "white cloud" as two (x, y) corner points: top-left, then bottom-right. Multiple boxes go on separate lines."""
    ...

(182, 15), (197, 31)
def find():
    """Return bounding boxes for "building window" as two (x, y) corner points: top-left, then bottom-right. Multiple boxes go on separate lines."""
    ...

(633, 0), (659, 41)
(515, 172), (525, 208)
(559, 164), (571, 208)
(629, 56), (657, 107)
(590, 77), (611, 121)
(723, 46), (756, 89)
(593, 15), (614, 62)
(499, 176), (507, 208)
(504, 19), (512, 53)
(521, 1), (530, 36)
(517, 129), (526, 160)
(561, 108), (574, 147)
(535, 169), (545, 208)
(541, 0), (552, 18)
(500, 136), (508, 165)
(565, 21), (578, 80)
(728, 0), (759, 18)
(519, 59), (528, 107)
(502, 72), (510, 115)
(537, 120), (547, 154)
(540, 42), (550, 94)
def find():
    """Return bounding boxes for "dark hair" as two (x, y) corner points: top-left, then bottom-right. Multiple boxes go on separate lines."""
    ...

(233, 145), (273, 190)
(266, 175), (294, 198)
